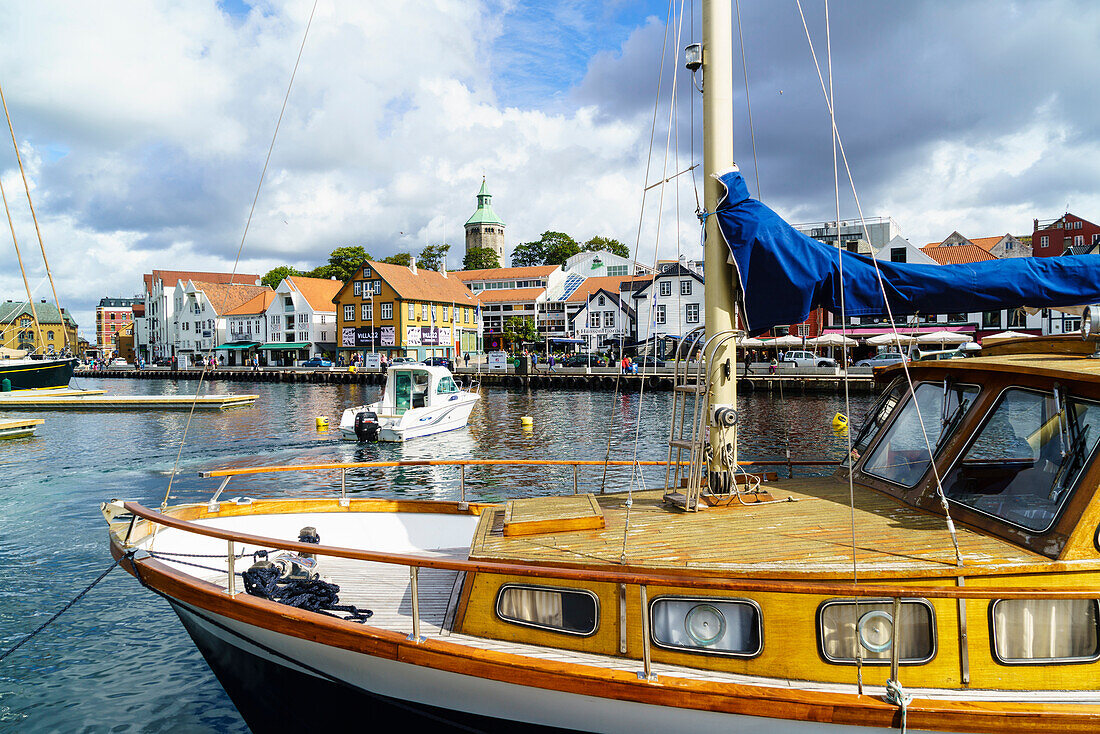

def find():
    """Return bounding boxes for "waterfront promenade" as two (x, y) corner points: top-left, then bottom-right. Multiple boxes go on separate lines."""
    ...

(75, 364), (877, 393)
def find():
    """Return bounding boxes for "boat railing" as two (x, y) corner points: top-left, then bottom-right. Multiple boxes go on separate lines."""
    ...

(197, 457), (839, 509)
(118, 496), (1100, 683)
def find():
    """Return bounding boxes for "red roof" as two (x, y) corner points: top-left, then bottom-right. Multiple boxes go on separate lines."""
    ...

(474, 287), (544, 304)
(455, 265), (557, 282)
(565, 276), (647, 303)
(144, 270), (260, 294)
(919, 244), (995, 265)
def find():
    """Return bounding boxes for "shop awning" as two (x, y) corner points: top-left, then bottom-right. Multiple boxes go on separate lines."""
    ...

(259, 342), (310, 350)
(215, 341), (261, 350)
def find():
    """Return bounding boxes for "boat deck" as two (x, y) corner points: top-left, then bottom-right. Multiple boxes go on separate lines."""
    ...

(0, 390), (257, 409)
(469, 483), (1046, 577)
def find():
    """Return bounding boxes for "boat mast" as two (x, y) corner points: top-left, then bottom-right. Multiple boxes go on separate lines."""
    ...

(701, 0), (737, 486)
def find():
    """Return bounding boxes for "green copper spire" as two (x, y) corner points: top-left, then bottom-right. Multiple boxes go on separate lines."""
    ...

(465, 178), (504, 227)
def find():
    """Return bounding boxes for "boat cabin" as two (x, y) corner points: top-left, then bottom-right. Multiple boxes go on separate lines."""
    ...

(379, 363), (461, 414)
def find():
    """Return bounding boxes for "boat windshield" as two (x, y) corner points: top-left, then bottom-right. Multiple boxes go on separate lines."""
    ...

(844, 378), (907, 465)
(436, 376), (458, 394)
(861, 381), (979, 487)
(943, 388), (1100, 532)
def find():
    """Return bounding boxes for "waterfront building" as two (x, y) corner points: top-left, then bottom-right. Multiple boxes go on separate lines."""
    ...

(334, 259), (480, 362)
(464, 179), (506, 264)
(630, 262), (704, 348)
(220, 291), (277, 366)
(260, 276), (342, 366)
(141, 269), (261, 360)
(0, 300), (78, 355)
(171, 280), (271, 368)
(95, 297), (142, 355)
(792, 216), (902, 251)
(114, 322), (135, 363)
(568, 283), (637, 353)
(1032, 213), (1100, 257)
(922, 231), (1031, 260)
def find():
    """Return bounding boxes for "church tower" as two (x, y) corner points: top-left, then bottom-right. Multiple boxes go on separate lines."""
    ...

(464, 178), (506, 264)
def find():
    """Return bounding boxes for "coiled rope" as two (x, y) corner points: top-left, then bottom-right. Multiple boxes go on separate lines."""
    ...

(0, 551), (135, 664)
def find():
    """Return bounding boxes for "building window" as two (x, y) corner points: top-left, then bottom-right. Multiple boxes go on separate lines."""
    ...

(598, 295), (605, 306)
(1008, 309), (1026, 328)
(655, 305), (666, 325)
(373, 280), (382, 295)
(381, 303), (393, 320)
(1075, 235), (1084, 247)
(465, 308), (471, 323)
(1076, 221), (1083, 230)
(408, 303), (415, 320)
(47, 330), (54, 340)
(890, 247), (906, 263)
(343, 305), (354, 322)
(362, 303), (372, 321)
(947, 313), (966, 323)
(680, 280), (692, 296)
(431, 304), (437, 321)
(603, 312), (614, 328)
(660, 281), (672, 297)
(353, 281), (362, 296)
(982, 311), (1002, 329)
(686, 303), (700, 323)
(421, 304), (429, 320)
(1041, 235), (1049, 247)
(589, 311), (600, 329)
(607, 265), (628, 276)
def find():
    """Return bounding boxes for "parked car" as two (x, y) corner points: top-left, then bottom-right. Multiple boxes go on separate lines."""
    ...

(779, 350), (837, 368)
(391, 356), (418, 365)
(301, 357), (333, 368)
(562, 353), (607, 367)
(153, 357), (173, 367)
(424, 356), (454, 371)
(854, 352), (908, 368)
(112, 358), (128, 367)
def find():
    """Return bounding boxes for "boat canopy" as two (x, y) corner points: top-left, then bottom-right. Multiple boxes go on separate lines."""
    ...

(714, 168), (1100, 335)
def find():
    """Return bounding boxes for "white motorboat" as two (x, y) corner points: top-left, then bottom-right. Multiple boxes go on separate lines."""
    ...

(339, 363), (479, 442)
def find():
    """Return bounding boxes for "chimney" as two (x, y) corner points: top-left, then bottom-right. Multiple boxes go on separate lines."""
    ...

(409, 257), (417, 275)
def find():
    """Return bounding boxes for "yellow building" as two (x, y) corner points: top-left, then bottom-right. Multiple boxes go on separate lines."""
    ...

(0, 299), (78, 355)
(334, 260), (480, 361)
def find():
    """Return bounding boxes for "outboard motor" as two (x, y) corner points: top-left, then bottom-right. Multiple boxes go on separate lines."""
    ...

(353, 410), (380, 442)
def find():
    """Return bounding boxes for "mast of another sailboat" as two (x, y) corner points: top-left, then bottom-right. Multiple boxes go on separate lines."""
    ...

(701, 0), (737, 486)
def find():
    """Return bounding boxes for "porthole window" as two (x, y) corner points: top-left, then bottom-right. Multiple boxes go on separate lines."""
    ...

(991, 599), (1100, 664)
(495, 584), (598, 636)
(650, 597), (762, 657)
(818, 598), (936, 665)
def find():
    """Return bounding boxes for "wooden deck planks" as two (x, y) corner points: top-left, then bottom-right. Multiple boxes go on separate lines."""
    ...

(469, 480), (1043, 576)
(503, 494), (605, 537)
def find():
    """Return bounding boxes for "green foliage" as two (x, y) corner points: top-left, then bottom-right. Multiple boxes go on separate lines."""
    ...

(382, 252), (412, 267)
(418, 243), (450, 271)
(584, 236), (630, 259)
(503, 316), (538, 344)
(511, 231), (580, 267)
(463, 246), (500, 270)
(261, 265), (302, 289)
(325, 246), (372, 281)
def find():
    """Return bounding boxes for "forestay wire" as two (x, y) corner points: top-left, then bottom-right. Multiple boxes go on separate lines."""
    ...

(162, 0), (320, 509)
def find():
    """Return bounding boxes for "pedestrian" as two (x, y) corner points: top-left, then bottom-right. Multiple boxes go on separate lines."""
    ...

(548, 353), (555, 372)
(463, 352), (470, 368)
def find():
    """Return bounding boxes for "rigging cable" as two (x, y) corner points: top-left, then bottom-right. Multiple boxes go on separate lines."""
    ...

(0, 153), (44, 347)
(795, 0), (963, 567)
(162, 0), (320, 509)
(734, 0), (761, 199)
(0, 79), (66, 351)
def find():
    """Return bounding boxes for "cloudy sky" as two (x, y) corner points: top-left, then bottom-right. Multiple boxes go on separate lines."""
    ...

(1, 0), (1098, 336)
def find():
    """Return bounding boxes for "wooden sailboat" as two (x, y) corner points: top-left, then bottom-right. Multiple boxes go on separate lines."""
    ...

(103, 3), (1100, 732)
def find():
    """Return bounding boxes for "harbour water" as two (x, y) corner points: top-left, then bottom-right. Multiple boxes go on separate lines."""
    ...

(0, 378), (874, 732)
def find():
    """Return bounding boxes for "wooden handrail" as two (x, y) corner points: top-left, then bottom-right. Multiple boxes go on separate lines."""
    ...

(122, 501), (1099, 600)
(199, 458), (840, 478)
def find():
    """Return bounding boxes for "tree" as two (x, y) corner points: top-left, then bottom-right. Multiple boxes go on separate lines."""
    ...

(584, 236), (630, 259)
(418, 243), (450, 271)
(261, 265), (302, 289)
(463, 246), (500, 270)
(511, 231), (580, 267)
(382, 252), (412, 267)
(503, 316), (538, 346)
(325, 246), (372, 281)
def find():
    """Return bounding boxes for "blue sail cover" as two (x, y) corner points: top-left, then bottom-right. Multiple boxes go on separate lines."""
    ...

(714, 168), (1100, 334)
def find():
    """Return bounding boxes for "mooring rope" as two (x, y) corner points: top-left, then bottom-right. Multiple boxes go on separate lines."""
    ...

(0, 551), (134, 664)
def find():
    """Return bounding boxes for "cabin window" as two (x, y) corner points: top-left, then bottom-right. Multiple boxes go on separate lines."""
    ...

(436, 376), (458, 394)
(942, 388), (1100, 533)
(496, 584), (598, 636)
(411, 371), (429, 408)
(650, 597), (762, 657)
(991, 599), (1099, 664)
(818, 599), (936, 665)
(845, 379), (907, 465)
(861, 382), (980, 486)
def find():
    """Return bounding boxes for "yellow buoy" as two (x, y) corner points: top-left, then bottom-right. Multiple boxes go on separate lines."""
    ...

(520, 415), (534, 428)
(316, 416), (329, 431)
(832, 412), (848, 430)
